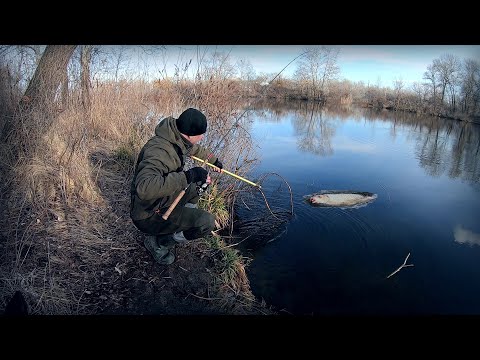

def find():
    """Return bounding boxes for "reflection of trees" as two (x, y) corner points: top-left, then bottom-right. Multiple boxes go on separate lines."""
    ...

(416, 118), (450, 177)
(252, 99), (337, 155)
(251, 97), (294, 121)
(250, 99), (480, 183)
(413, 118), (480, 183)
(449, 123), (480, 181)
(291, 101), (335, 156)
(362, 107), (480, 183)
(253, 97), (360, 123)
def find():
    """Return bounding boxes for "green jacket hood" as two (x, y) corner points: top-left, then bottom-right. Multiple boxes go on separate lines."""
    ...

(155, 116), (192, 154)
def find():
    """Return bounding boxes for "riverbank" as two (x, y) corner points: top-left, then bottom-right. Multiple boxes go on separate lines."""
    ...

(361, 101), (480, 124)
(0, 143), (276, 315)
(91, 147), (276, 315)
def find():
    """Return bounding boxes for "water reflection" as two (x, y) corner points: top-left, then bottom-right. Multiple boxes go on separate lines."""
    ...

(244, 99), (480, 315)
(412, 119), (480, 183)
(292, 102), (335, 156)
(454, 225), (480, 247)
(252, 99), (480, 184)
(350, 108), (480, 184)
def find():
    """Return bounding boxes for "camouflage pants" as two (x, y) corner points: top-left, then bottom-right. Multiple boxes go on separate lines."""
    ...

(133, 183), (215, 243)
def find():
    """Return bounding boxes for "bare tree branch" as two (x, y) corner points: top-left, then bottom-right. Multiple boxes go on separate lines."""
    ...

(386, 253), (414, 279)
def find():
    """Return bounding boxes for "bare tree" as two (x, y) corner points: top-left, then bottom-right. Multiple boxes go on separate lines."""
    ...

(294, 48), (319, 100)
(202, 51), (237, 81)
(236, 57), (255, 81)
(433, 53), (461, 105)
(459, 59), (480, 115)
(448, 67), (461, 111)
(21, 45), (77, 111)
(319, 46), (340, 94)
(412, 81), (428, 111)
(81, 45), (92, 114)
(0, 46), (43, 92)
(236, 57), (256, 96)
(423, 63), (439, 112)
(294, 46), (340, 102)
(113, 45), (127, 82)
(393, 78), (404, 110)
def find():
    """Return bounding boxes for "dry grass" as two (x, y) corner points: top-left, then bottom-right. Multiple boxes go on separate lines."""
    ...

(193, 234), (276, 314)
(0, 65), (268, 314)
(198, 183), (230, 229)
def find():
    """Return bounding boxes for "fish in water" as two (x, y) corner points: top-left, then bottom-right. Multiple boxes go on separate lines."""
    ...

(305, 190), (377, 208)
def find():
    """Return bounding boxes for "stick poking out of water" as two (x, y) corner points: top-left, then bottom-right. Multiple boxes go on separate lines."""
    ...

(386, 252), (414, 279)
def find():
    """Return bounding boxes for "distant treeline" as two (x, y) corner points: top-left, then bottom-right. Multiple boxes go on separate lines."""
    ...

(155, 54), (479, 122)
(2, 45), (479, 125)
(153, 48), (479, 123)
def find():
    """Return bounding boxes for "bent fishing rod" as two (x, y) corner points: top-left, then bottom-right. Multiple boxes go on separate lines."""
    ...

(161, 158), (261, 220)
(162, 52), (307, 221)
(191, 156), (260, 187)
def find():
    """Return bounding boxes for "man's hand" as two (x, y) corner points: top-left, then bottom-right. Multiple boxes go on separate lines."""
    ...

(212, 159), (223, 173)
(184, 167), (208, 184)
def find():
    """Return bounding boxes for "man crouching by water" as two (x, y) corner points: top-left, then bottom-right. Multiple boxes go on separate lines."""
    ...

(130, 108), (223, 265)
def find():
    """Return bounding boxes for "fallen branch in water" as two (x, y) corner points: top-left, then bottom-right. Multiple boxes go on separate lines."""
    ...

(386, 252), (414, 279)
(221, 234), (252, 249)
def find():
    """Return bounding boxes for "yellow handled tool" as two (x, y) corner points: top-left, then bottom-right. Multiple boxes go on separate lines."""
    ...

(191, 155), (261, 188)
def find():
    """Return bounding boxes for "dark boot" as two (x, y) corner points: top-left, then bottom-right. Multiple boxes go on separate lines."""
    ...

(144, 235), (175, 265)
(156, 234), (176, 248)
(172, 231), (188, 244)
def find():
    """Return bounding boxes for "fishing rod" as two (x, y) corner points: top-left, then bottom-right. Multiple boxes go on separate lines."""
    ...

(208, 51), (308, 158)
(191, 155), (260, 188)
(162, 51), (307, 221)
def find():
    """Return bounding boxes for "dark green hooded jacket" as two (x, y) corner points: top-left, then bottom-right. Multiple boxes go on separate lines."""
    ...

(130, 116), (218, 221)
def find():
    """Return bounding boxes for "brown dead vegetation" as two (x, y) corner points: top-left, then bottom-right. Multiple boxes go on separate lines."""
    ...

(0, 56), (273, 314)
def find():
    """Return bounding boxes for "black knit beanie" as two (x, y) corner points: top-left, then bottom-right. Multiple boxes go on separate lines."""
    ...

(176, 108), (207, 136)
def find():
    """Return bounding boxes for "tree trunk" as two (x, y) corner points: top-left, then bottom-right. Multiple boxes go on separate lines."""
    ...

(32, 45), (42, 65)
(21, 45), (77, 112)
(1, 46), (76, 145)
(61, 67), (69, 109)
(80, 45), (92, 115)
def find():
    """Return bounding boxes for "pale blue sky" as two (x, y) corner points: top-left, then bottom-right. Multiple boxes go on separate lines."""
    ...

(154, 45), (480, 88)
(105, 45), (480, 89)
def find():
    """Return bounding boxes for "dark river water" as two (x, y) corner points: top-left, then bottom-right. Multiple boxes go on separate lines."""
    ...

(236, 101), (480, 315)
